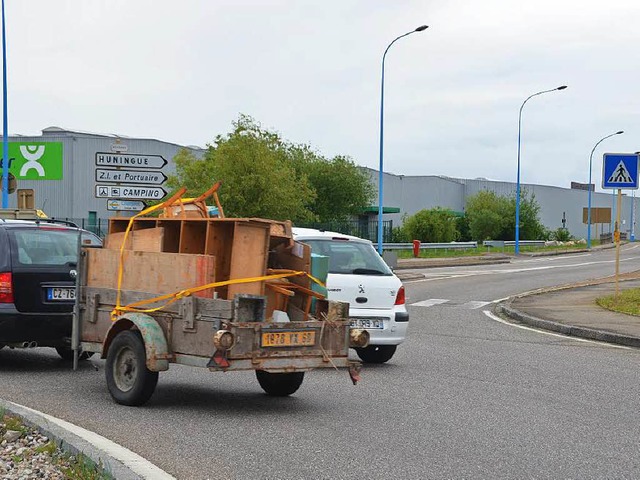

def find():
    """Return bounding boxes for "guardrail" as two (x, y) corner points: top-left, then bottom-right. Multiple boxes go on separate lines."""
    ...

(375, 241), (478, 250)
(483, 240), (546, 248)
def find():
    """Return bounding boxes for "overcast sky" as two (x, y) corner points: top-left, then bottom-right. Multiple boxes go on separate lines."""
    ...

(5, 0), (640, 192)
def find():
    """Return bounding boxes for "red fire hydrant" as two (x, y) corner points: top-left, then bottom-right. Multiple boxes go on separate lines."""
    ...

(412, 240), (421, 258)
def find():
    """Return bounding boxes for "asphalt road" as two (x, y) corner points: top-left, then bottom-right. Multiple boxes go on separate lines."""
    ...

(1, 245), (640, 479)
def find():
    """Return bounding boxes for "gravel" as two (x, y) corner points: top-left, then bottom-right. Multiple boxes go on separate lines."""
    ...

(0, 415), (93, 479)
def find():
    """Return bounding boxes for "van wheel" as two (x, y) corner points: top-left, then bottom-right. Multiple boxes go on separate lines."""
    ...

(55, 347), (94, 361)
(255, 370), (304, 396)
(105, 330), (158, 406)
(355, 345), (397, 364)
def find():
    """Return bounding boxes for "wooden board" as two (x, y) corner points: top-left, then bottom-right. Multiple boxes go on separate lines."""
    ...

(85, 249), (216, 298)
(227, 222), (270, 299)
(104, 227), (165, 252)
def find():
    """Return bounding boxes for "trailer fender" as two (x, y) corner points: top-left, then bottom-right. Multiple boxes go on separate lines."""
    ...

(102, 313), (170, 372)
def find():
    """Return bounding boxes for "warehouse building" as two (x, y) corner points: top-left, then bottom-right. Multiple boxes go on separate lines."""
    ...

(0, 127), (204, 224)
(364, 169), (639, 241)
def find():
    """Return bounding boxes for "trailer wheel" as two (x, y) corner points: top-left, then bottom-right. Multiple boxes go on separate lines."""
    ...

(55, 347), (94, 361)
(105, 330), (158, 406)
(355, 345), (397, 364)
(255, 370), (304, 396)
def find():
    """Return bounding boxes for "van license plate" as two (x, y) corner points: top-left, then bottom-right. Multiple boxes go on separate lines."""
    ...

(350, 318), (384, 329)
(47, 287), (76, 301)
(261, 331), (316, 347)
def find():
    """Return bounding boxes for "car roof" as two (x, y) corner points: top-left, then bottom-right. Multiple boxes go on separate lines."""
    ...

(292, 227), (371, 244)
(0, 220), (103, 246)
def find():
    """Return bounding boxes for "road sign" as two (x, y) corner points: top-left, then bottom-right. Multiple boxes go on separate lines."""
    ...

(95, 184), (167, 200)
(602, 153), (639, 189)
(95, 152), (167, 169)
(95, 168), (167, 185)
(106, 199), (146, 211)
(110, 143), (128, 153)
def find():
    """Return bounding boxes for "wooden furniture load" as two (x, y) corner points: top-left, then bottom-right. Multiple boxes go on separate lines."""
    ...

(104, 216), (305, 305)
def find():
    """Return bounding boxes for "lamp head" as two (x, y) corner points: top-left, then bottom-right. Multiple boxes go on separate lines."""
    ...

(616, 130), (624, 135)
(415, 25), (428, 32)
(556, 85), (568, 90)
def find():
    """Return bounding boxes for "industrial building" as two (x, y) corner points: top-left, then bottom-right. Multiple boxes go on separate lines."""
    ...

(364, 169), (638, 241)
(1, 126), (635, 242)
(0, 127), (203, 223)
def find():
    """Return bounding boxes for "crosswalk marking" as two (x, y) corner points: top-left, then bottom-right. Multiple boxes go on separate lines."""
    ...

(410, 299), (492, 310)
(410, 299), (450, 307)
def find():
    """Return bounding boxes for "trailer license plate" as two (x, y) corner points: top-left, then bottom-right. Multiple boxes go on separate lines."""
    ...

(261, 331), (316, 347)
(47, 287), (76, 301)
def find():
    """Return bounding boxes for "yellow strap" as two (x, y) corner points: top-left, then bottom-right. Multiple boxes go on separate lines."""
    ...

(111, 270), (326, 320)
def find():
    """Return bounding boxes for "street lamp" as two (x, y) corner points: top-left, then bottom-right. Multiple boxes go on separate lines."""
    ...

(587, 130), (624, 248)
(514, 85), (567, 255)
(1, 0), (8, 209)
(377, 24), (428, 254)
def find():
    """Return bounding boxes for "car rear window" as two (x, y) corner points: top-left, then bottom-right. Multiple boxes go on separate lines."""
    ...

(10, 228), (83, 266)
(302, 239), (393, 275)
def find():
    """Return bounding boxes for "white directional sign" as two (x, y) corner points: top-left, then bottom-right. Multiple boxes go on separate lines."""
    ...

(95, 152), (167, 169)
(106, 199), (146, 211)
(95, 184), (167, 200)
(95, 168), (167, 185)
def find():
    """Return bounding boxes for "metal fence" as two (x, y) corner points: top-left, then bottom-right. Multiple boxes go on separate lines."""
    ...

(295, 219), (393, 242)
(374, 241), (478, 251)
(56, 218), (110, 238)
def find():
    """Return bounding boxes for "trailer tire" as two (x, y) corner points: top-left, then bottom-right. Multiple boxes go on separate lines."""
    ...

(255, 370), (304, 396)
(106, 330), (158, 406)
(355, 345), (396, 364)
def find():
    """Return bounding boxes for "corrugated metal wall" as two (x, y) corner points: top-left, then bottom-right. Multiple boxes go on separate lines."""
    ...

(2, 130), (204, 219)
(366, 168), (640, 239)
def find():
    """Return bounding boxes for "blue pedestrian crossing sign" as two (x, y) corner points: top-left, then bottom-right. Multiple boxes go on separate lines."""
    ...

(602, 153), (639, 189)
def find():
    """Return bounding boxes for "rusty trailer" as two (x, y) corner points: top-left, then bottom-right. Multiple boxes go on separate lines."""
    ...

(72, 215), (367, 406)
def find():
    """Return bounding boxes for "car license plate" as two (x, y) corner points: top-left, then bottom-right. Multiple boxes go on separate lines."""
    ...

(350, 318), (385, 329)
(261, 330), (316, 347)
(47, 287), (76, 301)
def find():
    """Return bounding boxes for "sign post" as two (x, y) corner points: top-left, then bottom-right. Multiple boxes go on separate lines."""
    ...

(602, 153), (640, 298)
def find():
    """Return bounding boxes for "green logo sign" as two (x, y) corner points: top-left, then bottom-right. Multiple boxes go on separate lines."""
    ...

(0, 142), (63, 180)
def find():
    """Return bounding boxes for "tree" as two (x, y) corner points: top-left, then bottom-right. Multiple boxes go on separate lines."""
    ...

(299, 154), (374, 222)
(166, 115), (374, 223)
(166, 115), (316, 222)
(464, 189), (547, 241)
(465, 191), (510, 241)
(401, 208), (459, 243)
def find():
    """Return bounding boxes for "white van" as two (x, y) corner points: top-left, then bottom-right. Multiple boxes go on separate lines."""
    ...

(292, 228), (408, 363)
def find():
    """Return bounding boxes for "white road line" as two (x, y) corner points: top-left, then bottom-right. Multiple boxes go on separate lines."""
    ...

(410, 298), (450, 307)
(461, 301), (492, 309)
(481, 310), (630, 349)
(6, 400), (176, 479)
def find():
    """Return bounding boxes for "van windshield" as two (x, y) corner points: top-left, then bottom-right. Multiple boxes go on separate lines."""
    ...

(302, 239), (393, 276)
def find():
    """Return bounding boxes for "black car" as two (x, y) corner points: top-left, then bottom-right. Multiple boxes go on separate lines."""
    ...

(0, 219), (102, 359)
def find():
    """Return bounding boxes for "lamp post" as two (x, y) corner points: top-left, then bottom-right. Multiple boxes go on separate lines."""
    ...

(515, 85), (567, 255)
(1, 0), (8, 208)
(587, 131), (624, 248)
(377, 24), (428, 254)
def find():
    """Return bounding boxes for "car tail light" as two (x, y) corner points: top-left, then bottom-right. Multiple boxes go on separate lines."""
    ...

(0, 272), (13, 303)
(394, 286), (405, 305)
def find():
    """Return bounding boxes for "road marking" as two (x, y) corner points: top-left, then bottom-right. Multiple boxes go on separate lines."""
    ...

(481, 310), (631, 349)
(6, 400), (176, 479)
(411, 298), (449, 307)
(460, 301), (492, 309)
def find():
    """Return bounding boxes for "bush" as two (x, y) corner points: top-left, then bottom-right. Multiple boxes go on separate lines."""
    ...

(401, 208), (459, 243)
(551, 228), (572, 242)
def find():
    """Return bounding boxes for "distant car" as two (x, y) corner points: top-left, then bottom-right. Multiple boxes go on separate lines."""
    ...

(0, 219), (102, 359)
(292, 228), (408, 363)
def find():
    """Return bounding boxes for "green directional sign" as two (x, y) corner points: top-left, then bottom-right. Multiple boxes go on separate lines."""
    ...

(0, 142), (63, 180)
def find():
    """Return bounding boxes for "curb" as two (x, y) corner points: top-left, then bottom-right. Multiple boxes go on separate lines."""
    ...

(395, 257), (511, 270)
(0, 399), (174, 480)
(495, 300), (640, 349)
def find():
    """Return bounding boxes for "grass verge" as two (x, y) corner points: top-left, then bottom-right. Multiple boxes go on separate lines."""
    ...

(596, 288), (640, 316)
(395, 242), (593, 259)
